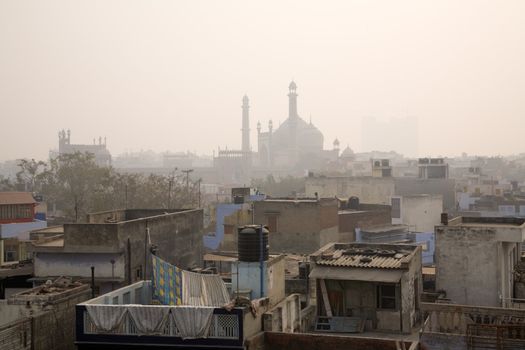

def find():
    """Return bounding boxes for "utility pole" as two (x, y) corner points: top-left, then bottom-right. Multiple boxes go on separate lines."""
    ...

(167, 168), (177, 209)
(182, 169), (194, 205)
(197, 179), (202, 208)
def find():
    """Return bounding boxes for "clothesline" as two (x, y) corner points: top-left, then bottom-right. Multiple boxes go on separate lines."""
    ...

(151, 254), (230, 307)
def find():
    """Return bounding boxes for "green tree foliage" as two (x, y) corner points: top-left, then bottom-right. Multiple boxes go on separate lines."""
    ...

(5, 152), (201, 222)
(16, 158), (47, 192)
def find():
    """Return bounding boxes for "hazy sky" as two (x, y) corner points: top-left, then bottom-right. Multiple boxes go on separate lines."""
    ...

(1, 1), (525, 161)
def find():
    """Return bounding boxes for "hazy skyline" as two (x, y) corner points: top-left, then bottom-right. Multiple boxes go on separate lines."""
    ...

(1, 1), (525, 161)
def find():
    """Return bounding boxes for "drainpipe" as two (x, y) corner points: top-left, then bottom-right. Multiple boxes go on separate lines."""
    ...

(91, 266), (95, 298)
(127, 238), (132, 284)
(259, 224), (264, 298)
(144, 226), (150, 280)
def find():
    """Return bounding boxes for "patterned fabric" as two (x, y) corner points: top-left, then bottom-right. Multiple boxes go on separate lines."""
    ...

(152, 254), (183, 305)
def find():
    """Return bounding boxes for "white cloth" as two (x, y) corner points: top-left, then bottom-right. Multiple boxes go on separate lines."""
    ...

(182, 270), (230, 307)
(127, 305), (170, 335)
(85, 305), (127, 332)
(171, 306), (214, 339)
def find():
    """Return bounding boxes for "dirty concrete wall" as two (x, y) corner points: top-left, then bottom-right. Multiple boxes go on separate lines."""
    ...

(267, 256), (286, 306)
(34, 252), (124, 279)
(243, 303), (271, 340)
(319, 227), (338, 248)
(305, 177), (395, 205)
(220, 204), (253, 251)
(395, 178), (455, 211)
(0, 320), (31, 350)
(435, 226), (501, 306)
(420, 333), (467, 350)
(86, 209), (127, 224)
(63, 224), (120, 253)
(401, 247), (422, 332)
(118, 209), (203, 282)
(264, 332), (412, 350)
(338, 208), (391, 242)
(1, 288), (91, 350)
(253, 200), (338, 255)
(31, 288), (91, 350)
(402, 195), (443, 232)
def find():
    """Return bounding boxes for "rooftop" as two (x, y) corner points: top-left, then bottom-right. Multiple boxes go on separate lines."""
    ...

(0, 191), (36, 205)
(444, 216), (525, 228)
(10, 277), (89, 304)
(360, 225), (409, 234)
(311, 243), (418, 269)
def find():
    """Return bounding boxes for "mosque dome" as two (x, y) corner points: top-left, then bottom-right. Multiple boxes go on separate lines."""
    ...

(271, 117), (324, 153)
(341, 145), (355, 159)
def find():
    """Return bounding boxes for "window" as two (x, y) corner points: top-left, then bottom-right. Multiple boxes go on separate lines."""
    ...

(224, 224), (235, 235)
(391, 198), (401, 219)
(266, 214), (278, 233)
(377, 284), (397, 309)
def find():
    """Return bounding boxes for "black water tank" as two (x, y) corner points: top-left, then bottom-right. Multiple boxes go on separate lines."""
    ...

(238, 225), (269, 262)
(348, 196), (360, 210)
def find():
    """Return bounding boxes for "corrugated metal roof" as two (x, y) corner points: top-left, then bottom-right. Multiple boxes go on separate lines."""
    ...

(316, 251), (404, 269)
(314, 244), (415, 269)
(0, 192), (36, 205)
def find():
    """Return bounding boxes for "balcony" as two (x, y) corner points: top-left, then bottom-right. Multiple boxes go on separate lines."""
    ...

(421, 302), (525, 350)
(75, 281), (244, 349)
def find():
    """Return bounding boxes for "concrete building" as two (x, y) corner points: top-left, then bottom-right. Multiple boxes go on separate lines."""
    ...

(31, 208), (203, 294)
(391, 194), (443, 233)
(306, 175), (455, 211)
(53, 129), (111, 166)
(0, 277), (91, 350)
(0, 192), (47, 265)
(435, 216), (525, 307)
(75, 252), (288, 350)
(203, 188), (266, 251)
(393, 177), (456, 211)
(308, 242), (422, 333)
(371, 159), (392, 178)
(418, 158), (449, 179)
(305, 176), (396, 205)
(421, 301), (525, 349)
(338, 203), (392, 242)
(253, 198), (339, 254)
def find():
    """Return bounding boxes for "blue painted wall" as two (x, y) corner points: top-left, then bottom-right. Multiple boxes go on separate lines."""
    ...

(203, 204), (242, 250)
(414, 231), (435, 266)
(0, 220), (47, 239)
(203, 194), (265, 250)
(231, 261), (268, 299)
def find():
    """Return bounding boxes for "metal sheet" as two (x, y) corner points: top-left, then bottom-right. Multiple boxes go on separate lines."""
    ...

(309, 266), (403, 283)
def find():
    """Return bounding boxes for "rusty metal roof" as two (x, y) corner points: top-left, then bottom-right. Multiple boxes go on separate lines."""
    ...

(312, 243), (417, 269)
(0, 192), (36, 205)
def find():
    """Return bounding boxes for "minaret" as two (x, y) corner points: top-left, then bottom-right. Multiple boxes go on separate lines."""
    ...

(288, 81), (298, 154)
(241, 95), (250, 153)
(288, 81), (298, 119)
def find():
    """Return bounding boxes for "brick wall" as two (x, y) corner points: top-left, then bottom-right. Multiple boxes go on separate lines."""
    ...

(31, 288), (91, 350)
(338, 208), (391, 242)
(0, 318), (31, 350)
